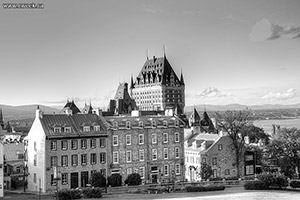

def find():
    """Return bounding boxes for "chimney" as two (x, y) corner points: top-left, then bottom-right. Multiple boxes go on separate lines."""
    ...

(36, 105), (43, 118)
(94, 108), (103, 116)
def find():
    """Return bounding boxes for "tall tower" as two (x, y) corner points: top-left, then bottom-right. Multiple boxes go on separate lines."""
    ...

(131, 55), (185, 113)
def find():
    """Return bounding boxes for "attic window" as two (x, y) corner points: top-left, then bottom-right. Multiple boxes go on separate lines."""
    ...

(139, 121), (144, 128)
(94, 125), (100, 131)
(163, 120), (168, 128)
(175, 120), (179, 127)
(64, 127), (71, 133)
(54, 127), (61, 133)
(113, 122), (118, 129)
(126, 121), (131, 129)
(152, 121), (156, 128)
(83, 126), (90, 132)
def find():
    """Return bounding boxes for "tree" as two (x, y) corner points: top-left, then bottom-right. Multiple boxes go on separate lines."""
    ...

(90, 172), (106, 187)
(200, 163), (213, 180)
(216, 109), (253, 178)
(108, 174), (122, 187)
(244, 125), (270, 145)
(265, 128), (300, 178)
(124, 173), (142, 185)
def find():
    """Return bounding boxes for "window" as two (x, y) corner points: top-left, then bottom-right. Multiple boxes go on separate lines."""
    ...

(64, 127), (71, 133)
(90, 139), (96, 148)
(212, 157), (217, 165)
(126, 150), (132, 163)
(81, 139), (87, 149)
(71, 155), (78, 166)
(51, 156), (57, 168)
(62, 173), (68, 185)
(54, 127), (61, 133)
(152, 120), (156, 128)
(225, 169), (230, 175)
(100, 152), (106, 163)
(81, 154), (87, 165)
(138, 121), (144, 128)
(175, 120), (179, 127)
(113, 135), (118, 146)
(50, 141), (57, 151)
(163, 120), (168, 128)
(91, 153), (96, 165)
(163, 133), (168, 143)
(93, 125), (100, 131)
(164, 165), (169, 176)
(139, 149), (144, 161)
(126, 121), (131, 129)
(34, 142), (37, 151)
(175, 132), (179, 142)
(17, 153), (24, 160)
(83, 126), (90, 132)
(127, 168), (132, 175)
(71, 140), (77, 150)
(61, 155), (68, 167)
(213, 169), (217, 178)
(152, 134), (157, 144)
(34, 154), (37, 166)
(50, 174), (56, 185)
(139, 167), (145, 179)
(61, 140), (68, 150)
(175, 147), (180, 158)
(100, 138), (106, 148)
(175, 164), (180, 175)
(202, 157), (207, 164)
(126, 135), (131, 145)
(91, 170), (97, 176)
(152, 149), (157, 160)
(100, 169), (106, 177)
(113, 121), (118, 129)
(218, 144), (223, 151)
(113, 152), (119, 164)
(163, 148), (168, 159)
(139, 134), (144, 144)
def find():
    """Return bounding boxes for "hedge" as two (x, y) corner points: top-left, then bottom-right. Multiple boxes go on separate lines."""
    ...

(244, 174), (288, 190)
(290, 180), (300, 188)
(82, 187), (102, 198)
(244, 181), (268, 190)
(57, 189), (82, 200)
(186, 185), (225, 192)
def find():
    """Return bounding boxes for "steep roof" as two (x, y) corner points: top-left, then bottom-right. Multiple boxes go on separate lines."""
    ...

(61, 101), (81, 114)
(135, 56), (182, 86)
(190, 108), (201, 126)
(39, 113), (109, 138)
(114, 83), (130, 99)
(4, 143), (25, 162)
(82, 103), (93, 114)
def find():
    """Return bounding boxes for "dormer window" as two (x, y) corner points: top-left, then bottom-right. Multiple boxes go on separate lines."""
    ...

(93, 125), (100, 131)
(175, 120), (179, 127)
(126, 121), (131, 129)
(163, 120), (168, 128)
(152, 120), (156, 128)
(113, 122), (118, 129)
(83, 126), (90, 132)
(54, 127), (61, 133)
(139, 121), (144, 128)
(64, 127), (71, 133)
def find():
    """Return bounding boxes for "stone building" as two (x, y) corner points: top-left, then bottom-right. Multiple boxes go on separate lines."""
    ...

(26, 104), (110, 193)
(130, 55), (185, 114)
(105, 112), (185, 184)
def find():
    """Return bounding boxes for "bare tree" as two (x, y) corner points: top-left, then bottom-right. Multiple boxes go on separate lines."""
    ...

(216, 109), (253, 178)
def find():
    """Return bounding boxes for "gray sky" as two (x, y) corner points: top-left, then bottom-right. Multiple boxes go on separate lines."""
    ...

(1, 0), (300, 108)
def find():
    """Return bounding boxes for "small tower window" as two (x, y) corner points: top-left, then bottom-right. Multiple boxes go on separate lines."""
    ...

(152, 120), (156, 128)
(126, 121), (131, 129)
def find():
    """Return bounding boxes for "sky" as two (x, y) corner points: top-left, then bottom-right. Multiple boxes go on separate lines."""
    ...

(1, 0), (300, 109)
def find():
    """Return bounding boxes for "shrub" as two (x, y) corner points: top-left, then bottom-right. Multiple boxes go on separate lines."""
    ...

(108, 174), (122, 187)
(290, 180), (300, 188)
(91, 172), (106, 187)
(244, 181), (268, 190)
(257, 174), (275, 188)
(185, 185), (225, 192)
(273, 175), (288, 188)
(57, 189), (82, 200)
(124, 173), (142, 186)
(82, 187), (102, 198)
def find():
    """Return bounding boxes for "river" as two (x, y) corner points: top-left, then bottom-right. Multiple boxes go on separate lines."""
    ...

(254, 118), (300, 134)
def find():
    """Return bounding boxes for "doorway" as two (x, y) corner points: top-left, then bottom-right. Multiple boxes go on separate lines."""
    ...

(71, 173), (78, 189)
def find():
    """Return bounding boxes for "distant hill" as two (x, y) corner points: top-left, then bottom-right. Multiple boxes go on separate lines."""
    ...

(185, 103), (300, 113)
(0, 104), (60, 121)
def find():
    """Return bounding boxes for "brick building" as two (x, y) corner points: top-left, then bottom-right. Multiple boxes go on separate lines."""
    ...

(26, 105), (110, 193)
(105, 112), (185, 184)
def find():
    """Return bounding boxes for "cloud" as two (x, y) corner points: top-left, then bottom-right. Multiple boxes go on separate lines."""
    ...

(197, 87), (231, 98)
(183, 10), (201, 16)
(222, 15), (247, 23)
(262, 88), (299, 101)
(250, 18), (300, 42)
(143, 5), (169, 14)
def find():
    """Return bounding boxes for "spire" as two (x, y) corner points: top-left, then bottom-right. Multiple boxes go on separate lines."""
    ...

(163, 45), (166, 57)
(180, 69), (185, 86)
(146, 49), (149, 60)
(0, 108), (4, 130)
(130, 75), (135, 89)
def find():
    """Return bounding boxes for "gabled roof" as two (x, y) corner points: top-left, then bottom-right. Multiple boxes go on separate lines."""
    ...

(4, 143), (25, 162)
(39, 113), (108, 138)
(190, 108), (201, 126)
(135, 56), (183, 86)
(82, 103), (93, 114)
(61, 101), (81, 114)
